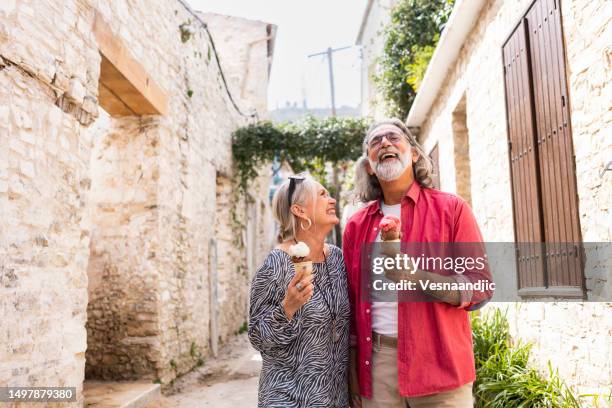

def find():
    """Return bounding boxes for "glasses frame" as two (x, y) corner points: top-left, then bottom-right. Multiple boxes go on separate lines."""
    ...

(367, 132), (405, 150)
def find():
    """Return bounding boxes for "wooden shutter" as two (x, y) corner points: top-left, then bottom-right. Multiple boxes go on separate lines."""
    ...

(503, 18), (546, 290)
(526, 0), (582, 291)
(429, 143), (440, 189)
(503, 0), (584, 296)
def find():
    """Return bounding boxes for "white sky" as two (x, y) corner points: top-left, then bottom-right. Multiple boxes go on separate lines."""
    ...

(188, 0), (368, 110)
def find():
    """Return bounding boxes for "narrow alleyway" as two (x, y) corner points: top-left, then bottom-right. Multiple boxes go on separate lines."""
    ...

(148, 334), (261, 407)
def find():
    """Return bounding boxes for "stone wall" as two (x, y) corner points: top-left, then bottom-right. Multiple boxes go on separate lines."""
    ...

(0, 63), (92, 407)
(200, 12), (274, 119)
(0, 1), (99, 405)
(414, 0), (611, 400)
(1, 0), (274, 404)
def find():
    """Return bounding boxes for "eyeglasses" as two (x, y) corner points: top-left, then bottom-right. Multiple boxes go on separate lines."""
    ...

(287, 175), (305, 206)
(367, 132), (403, 150)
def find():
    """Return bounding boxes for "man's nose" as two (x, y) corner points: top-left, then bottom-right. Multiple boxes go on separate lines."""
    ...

(380, 136), (392, 148)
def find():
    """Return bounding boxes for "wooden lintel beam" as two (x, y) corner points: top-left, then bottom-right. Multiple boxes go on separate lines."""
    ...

(93, 12), (168, 116)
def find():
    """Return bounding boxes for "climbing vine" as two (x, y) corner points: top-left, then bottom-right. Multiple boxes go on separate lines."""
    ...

(375, 0), (454, 119)
(232, 116), (371, 245)
(232, 116), (370, 193)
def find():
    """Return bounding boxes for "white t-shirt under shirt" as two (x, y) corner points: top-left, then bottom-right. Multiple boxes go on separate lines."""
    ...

(371, 202), (400, 337)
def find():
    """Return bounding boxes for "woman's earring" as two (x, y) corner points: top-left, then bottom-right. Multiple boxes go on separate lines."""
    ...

(300, 218), (312, 231)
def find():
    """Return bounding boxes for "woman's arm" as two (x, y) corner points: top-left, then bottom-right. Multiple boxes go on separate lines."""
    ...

(248, 259), (304, 353)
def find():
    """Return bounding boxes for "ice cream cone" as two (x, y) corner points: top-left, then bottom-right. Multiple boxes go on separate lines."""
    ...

(379, 215), (402, 256)
(292, 259), (313, 281)
(289, 241), (313, 282)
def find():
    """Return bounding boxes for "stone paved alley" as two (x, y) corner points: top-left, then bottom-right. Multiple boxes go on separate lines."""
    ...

(147, 334), (260, 408)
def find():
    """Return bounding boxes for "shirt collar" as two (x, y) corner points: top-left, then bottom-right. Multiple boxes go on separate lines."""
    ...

(366, 181), (421, 216)
(406, 180), (421, 204)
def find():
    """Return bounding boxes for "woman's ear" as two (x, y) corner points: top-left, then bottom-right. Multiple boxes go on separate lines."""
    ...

(290, 203), (305, 219)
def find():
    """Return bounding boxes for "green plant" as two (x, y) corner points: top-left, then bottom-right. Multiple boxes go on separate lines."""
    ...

(406, 41), (437, 90)
(375, 0), (454, 118)
(190, 341), (200, 359)
(237, 321), (248, 335)
(232, 116), (370, 245)
(179, 21), (193, 43)
(471, 309), (581, 407)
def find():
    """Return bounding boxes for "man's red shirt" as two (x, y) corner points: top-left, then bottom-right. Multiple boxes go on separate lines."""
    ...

(343, 181), (493, 398)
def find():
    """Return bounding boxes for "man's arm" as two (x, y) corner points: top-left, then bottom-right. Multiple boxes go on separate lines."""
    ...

(384, 266), (462, 305)
(383, 197), (493, 308)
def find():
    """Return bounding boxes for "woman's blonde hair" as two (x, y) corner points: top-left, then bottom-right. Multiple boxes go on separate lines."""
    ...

(354, 118), (434, 203)
(272, 173), (319, 243)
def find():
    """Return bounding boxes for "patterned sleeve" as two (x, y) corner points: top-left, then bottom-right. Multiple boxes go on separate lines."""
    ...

(342, 222), (358, 347)
(248, 253), (300, 353)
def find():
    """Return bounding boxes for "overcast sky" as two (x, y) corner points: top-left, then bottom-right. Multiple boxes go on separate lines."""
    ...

(188, 0), (368, 110)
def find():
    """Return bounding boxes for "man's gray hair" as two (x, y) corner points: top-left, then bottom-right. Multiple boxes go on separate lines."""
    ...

(354, 118), (434, 203)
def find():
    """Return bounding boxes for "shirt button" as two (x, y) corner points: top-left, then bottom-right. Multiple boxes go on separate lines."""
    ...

(365, 360), (370, 366)
(366, 336), (371, 342)
(373, 227), (378, 231)
(366, 308), (370, 314)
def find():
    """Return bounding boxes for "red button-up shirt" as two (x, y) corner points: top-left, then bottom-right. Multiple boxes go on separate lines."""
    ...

(342, 181), (492, 398)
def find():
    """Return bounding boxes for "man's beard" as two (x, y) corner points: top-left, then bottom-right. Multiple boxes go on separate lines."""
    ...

(369, 151), (411, 181)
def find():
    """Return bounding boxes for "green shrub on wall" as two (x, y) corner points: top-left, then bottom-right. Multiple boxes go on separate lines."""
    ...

(375, 0), (454, 118)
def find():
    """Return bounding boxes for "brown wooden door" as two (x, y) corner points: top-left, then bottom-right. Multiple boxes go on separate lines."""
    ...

(502, 0), (583, 297)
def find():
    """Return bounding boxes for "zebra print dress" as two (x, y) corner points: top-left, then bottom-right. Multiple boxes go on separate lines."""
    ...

(248, 245), (350, 408)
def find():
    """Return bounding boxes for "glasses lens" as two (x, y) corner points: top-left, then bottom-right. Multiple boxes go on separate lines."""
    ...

(389, 134), (401, 143)
(369, 135), (382, 148)
(369, 133), (402, 149)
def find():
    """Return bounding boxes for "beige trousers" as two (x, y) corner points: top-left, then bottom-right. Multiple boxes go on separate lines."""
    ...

(362, 343), (474, 408)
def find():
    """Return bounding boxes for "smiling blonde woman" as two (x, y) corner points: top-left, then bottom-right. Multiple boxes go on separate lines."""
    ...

(248, 173), (350, 408)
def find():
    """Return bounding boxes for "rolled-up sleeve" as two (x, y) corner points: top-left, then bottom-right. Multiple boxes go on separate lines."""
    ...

(248, 261), (300, 353)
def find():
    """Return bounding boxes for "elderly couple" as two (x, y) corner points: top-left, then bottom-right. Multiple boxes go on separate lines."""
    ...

(248, 119), (492, 407)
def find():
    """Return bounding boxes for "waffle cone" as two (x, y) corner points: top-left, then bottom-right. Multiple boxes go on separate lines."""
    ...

(293, 260), (313, 281)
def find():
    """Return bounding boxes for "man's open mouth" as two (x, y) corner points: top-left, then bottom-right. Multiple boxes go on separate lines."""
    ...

(379, 152), (399, 162)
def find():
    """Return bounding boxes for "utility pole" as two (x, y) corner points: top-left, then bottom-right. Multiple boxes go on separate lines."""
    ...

(307, 45), (351, 116)
(307, 45), (352, 246)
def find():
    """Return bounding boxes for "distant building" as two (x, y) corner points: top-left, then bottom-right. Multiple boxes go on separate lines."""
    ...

(270, 104), (360, 123)
(356, 0), (399, 119)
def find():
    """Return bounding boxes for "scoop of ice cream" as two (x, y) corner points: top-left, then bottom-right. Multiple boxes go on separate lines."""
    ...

(380, 215), (401, 241)
(289, 241), (310, 259)
(380, 215), (401, 232)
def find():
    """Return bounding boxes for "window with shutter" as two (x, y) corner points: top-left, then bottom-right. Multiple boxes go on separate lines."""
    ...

(502, 0), (584, 298)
